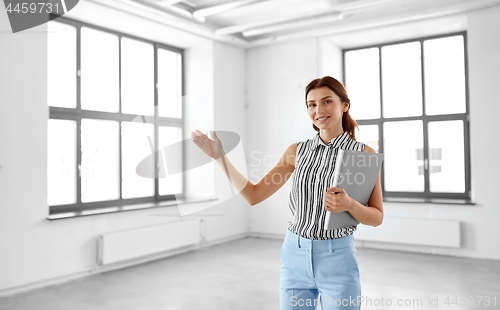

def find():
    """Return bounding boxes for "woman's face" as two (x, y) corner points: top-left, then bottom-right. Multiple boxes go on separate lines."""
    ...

(306, 87), (348, 130)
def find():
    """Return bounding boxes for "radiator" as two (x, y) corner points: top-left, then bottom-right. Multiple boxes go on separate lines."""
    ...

(355, 217), (461, 248)
(98, 219), (201, 265)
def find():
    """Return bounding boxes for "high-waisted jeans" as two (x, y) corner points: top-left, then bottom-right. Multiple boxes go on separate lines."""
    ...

(279, 228), (362, 309)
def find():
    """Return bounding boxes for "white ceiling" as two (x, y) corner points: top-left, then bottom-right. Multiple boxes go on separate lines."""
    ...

(87, 0), (500, 48)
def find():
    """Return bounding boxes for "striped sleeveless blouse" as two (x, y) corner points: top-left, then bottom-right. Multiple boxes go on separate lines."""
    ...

(287, 131), (366, 240)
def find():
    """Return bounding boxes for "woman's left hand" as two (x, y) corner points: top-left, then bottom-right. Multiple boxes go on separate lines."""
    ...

(325, 187), (353, 213)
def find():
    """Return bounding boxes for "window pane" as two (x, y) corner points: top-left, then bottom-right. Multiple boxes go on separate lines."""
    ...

(121, 122), (154, 199)
(428, 121), (465, 193)
(121, 38), (154, 116)
(383, 121), (424, 192)
(81, 27), (119, 112)
(48, 119), (76, 205)
(355, 125), (379, 153)
(47, 21), (76, 108)
(81, 119), (120, 202)
(159, 126), (183, 195)
(158, 49), (182, 118)
(382, 42), (422, 118)
(424, 36), (466, 115)
(345, 48), (380, 119)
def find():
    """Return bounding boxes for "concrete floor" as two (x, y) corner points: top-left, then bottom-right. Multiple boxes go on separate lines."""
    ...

(0, 237), (499, 310)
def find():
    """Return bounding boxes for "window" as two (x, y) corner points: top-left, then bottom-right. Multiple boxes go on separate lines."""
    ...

(344, 32), (471, 203)
(47, 17), (184, 218)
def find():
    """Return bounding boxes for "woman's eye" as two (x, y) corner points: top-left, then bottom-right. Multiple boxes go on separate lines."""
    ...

(325, 100), (331, 104)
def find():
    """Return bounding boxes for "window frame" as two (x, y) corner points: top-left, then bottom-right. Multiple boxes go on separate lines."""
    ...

(47, 16), (188, 218)
(342, 31), (473, 204)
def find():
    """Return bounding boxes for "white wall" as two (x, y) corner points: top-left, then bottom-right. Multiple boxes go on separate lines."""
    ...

(246, 8), (500, 260)
(183, 41), (216, 202)
(461, 5), (500, 259)
(318, 37), (343, 82)
(0, 2), (247, 294)
(206, 41), (249, 241)
(245, 37), (320, 236)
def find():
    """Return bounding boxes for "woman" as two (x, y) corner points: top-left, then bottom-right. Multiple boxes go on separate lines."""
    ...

(191, 76), (383, 309)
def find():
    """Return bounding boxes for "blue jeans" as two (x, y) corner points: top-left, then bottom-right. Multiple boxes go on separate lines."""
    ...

(279, 228), (362, 309)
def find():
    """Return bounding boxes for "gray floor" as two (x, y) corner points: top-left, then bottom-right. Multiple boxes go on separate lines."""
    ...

(1, 237), (499, 310)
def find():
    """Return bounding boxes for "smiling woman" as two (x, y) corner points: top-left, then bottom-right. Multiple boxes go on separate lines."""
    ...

(191, 76), (383, 310)
(276, 76), (383, 310)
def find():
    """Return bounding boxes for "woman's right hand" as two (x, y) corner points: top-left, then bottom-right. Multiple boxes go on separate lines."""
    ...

(190, 130), (225, 160)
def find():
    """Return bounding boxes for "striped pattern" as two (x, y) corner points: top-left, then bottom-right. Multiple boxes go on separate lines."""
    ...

(288, 131), (366, 240)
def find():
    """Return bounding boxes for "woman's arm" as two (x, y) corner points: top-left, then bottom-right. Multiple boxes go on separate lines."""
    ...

(190, 130), (297, 206)
(325, 145), (384, 227)
(215, 143), (297, 206)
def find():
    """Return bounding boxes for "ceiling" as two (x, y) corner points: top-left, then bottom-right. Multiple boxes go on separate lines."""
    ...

(88, 0), (500, 47)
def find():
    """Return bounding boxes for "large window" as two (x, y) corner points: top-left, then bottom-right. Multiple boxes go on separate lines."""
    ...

(344, 32), (471, 203)
(47, 17), (184, 218)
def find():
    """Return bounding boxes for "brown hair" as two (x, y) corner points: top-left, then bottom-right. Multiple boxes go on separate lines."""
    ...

(305, 76), (359, 140)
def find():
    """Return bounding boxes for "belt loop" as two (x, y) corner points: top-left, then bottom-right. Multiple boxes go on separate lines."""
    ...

(297, 235), (301, 248)
(329, 240), (332, 253)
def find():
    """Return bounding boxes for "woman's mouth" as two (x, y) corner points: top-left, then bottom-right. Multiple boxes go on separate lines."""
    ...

(316, 116), (330, 123)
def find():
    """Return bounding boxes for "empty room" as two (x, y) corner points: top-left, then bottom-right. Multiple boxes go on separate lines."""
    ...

(1, 0), (499, 309)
